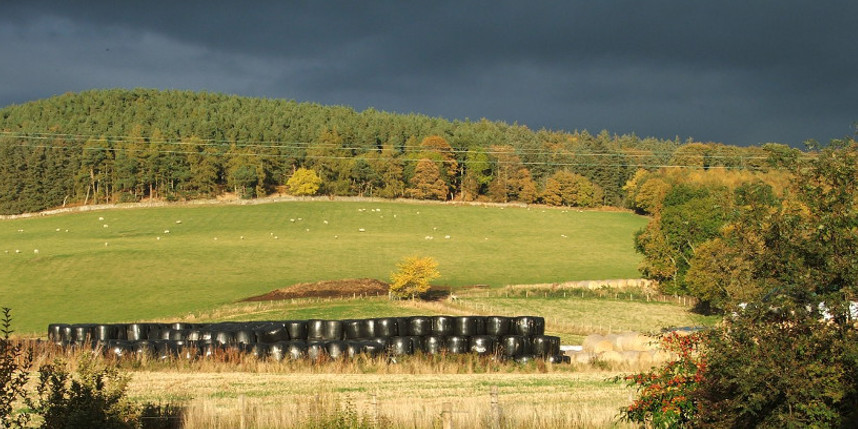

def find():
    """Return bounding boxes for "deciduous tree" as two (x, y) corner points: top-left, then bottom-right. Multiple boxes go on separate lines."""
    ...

(389, 256), (440, 299)
(286, 168), (321, 196)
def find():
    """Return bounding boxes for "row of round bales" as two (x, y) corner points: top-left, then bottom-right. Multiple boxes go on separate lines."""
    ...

(48, 315), (567, 363)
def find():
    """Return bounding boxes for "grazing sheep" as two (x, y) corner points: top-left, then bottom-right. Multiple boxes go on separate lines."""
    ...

(175, 220), (182, 224)
(33, 249), (39, 254)
(103, 224), (109, 228)
(358, 228), (366, 232)
(98, 217), (104, 221)
(444, 235), (451, 239)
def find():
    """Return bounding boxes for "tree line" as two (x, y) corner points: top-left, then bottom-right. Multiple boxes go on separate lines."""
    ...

(0, 88), (783, 215)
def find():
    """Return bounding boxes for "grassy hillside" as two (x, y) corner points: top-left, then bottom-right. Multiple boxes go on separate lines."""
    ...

(0, 200), (647, 334)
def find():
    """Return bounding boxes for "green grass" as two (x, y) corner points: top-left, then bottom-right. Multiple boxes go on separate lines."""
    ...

(0, 200), (647, 334)
(453, 294), (720, 344)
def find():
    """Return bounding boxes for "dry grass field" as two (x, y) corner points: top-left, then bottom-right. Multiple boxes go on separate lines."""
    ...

(126, 369), (635, 428)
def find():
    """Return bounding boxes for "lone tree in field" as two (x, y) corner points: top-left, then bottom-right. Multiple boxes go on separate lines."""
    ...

(389, 256), (440, 299)
(286, 168), (322, 196)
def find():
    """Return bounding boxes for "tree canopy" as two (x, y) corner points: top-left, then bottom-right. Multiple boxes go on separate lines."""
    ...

(0, 88), (783, 215)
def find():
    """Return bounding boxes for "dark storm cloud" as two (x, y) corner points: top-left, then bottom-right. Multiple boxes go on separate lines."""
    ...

(1, 1), (856, 146)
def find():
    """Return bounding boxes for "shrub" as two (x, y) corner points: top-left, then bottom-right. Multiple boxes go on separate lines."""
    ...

(695, 303), (858, 428)
(0, 307), (33, 429)
(619, 331), (706, 428)
(28, 354), (139, 429)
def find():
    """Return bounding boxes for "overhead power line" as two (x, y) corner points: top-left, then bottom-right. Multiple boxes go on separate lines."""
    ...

(0, 130), (802, 170)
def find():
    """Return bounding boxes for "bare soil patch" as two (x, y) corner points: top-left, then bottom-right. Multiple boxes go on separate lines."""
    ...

(242, 278), (390, 301)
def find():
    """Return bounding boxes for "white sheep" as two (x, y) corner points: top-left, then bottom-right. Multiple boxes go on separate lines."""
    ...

(358, 228), (366, 232)
(103, 224), (109, 228)
(33, 249), (39, 254)
(424, 236), (434, 240)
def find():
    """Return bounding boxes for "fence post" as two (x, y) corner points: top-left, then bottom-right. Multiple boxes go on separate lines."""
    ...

(490, 386), (501, 429)
(442, 402), (453, 429)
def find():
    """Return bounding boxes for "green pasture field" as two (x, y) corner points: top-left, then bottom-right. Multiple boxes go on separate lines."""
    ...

(0, 200), (647, 334)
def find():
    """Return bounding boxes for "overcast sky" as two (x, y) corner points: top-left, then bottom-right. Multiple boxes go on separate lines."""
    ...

(1, 1), (856, 147)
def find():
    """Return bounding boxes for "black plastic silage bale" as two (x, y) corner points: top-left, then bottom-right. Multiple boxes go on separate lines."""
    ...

(69, 324), (94, 343)
(374, 318), (398, 337)
(346, 341), (361, 358)
(513, 316), (545, 337)
(132, 340), (153, 356)
(343, 320), (367, 340)
(388, 337), (414, 355)
(268, 342), (287, 361)
(285, 320), (308, 340)
(423, 335), (446, 355)
(546, 354), (570, 364)
(94, 324), (115, 341)
(326, 340), (348, 359)
(256, 325), (289, 343)
(213, 330), (236, 346)
(454, 316), (485, 336)
(125, 323), (149, 341)
(235, 328), (255, 345)
(60, 325), (75, 343)
(307, 342), (327, 361)
(407, 316), (432, 336)
(186, 328), (203, 341)
(48, 324), (69, 342)
(287, 341), (308, 360)
(396, 317), (410, 337)
(499, 335), (530, 357)
(168, 329), (188, 341)
(531, 335), (561, 357)
(469, 335), (497, 355)
(361, 340), (384, 357)
(514, 355), (533, 364)
(249, 343), (269, 359)
(367, 337), (390, 350)
(307, 319), (342, 341)
(445, 336), (469, 354)
(485, 316), (511, 336)
(104, 340), (134, 358)
(431, 316), (454, 336)
(363, 318), (377, 338)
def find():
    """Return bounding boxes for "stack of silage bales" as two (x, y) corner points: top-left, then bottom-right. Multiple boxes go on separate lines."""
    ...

(574, 332), (670, 365)
(47, 315), (569, 363)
